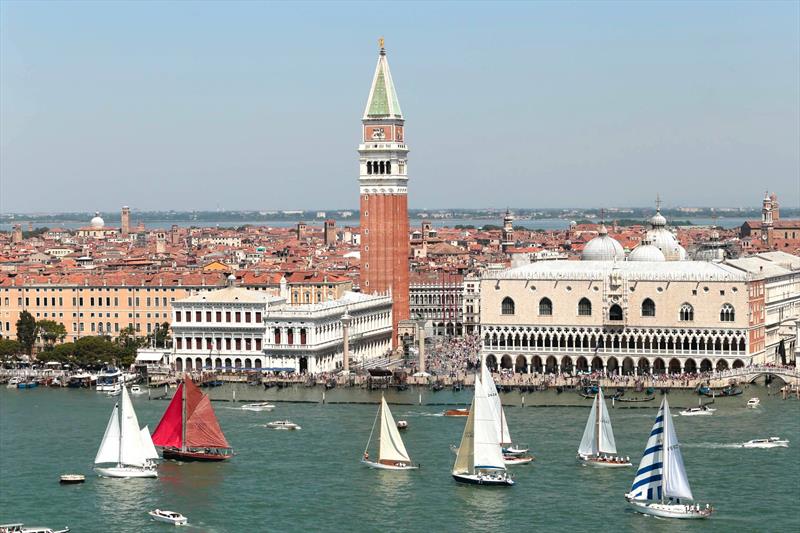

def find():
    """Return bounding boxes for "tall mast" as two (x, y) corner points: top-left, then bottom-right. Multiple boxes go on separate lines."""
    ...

(595, 389), (601, 457)
(661, 400), (668, 503)
(116, 401), (122, 467)
(181, 376), (187, 452)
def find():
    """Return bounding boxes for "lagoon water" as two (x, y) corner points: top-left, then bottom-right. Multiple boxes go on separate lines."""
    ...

(1, 386), (798, 532)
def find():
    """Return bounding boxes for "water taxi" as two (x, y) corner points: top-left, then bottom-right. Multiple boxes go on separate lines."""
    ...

(240, 402), (275, 412)
(746, 397), (760, 408)
(742, 437), (788, 449)
(148, 509), (187, 526)
(266, 420), (302, 430)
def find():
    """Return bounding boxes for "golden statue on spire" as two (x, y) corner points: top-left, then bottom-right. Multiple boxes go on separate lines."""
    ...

(378, 37), (385, 49)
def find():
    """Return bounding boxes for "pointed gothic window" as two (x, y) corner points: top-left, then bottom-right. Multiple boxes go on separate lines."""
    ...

(680, 303), (694, 322)
(539, 297), (552, 316)
(641, 298), (656, 317)
(578, 298), (592, 316)
(501, 297), (515, 315)
(609, 304), (623, 321)
(720, 304), (735, 322)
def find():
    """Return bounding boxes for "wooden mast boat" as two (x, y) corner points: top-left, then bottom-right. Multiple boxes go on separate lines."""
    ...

(577, 386), (631, 467)
(152, 375), (232, 461)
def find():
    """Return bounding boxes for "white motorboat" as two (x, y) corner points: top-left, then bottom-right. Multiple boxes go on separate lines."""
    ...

(746, 397), (760, 408)
(94, 386), (158, 478)
(0, 526), (70, 533)
(59, 474), (85, 484)
(679, 404), (716, 416)
(452, 373), (514, 486)
(129, 385), (146, 395)
(742, 437), (789, 449)
(96, 367), (122, 392)
(240, 402), (275, 412)
(481, 361), (533, 465)
(396, 420), (408, 430)
(106, 385), (122, 397)
(625, 397), (713, 519)
(361, 396), (417, 470)
(6, 378), (20, 389)
(147, 509), (187, 526)
(577, 386), (631, 468)
(266, 420), (301, 430)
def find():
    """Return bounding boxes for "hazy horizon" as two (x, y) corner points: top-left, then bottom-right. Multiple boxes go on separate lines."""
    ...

(2, 1), (799, 213)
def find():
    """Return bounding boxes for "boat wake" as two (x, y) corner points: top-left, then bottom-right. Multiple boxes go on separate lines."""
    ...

(681, 442), (743, 449)
(407, 411), (444, 417)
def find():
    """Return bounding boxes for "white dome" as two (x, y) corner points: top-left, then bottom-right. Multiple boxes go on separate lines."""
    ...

(647, 228), (683, 261)
(582, 226), (625, 261)
(90, 212), (104, 229)
(649, 210), (667, 228)
(628, 240), (666, 262)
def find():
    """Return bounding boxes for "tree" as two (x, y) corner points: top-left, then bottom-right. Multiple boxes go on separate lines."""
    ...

(149, 322), (171, 348)
(16, 311), (37, 356)
(0, 338), (22, 358)
(36, 320), (67, 348)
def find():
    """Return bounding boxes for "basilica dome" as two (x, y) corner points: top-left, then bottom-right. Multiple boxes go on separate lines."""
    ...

(581, 225), (624, 261)
(90, 212), (105, 229)
(628, 238), (666, 262)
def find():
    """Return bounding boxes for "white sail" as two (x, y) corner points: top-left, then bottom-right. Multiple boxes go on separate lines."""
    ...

(597, 388), (617, 455)
(481, 362), (511, 445)
(378, 397), (411, 463)
(578, 395), (599, 456)
(629, 398), (666, 501)
(95, 404), (121, 465)
(119, 386), (148, 467)
(140, 425), (160, 461)
(472, 372), (506, 471)
(662, 398), (694, 500)
(453, 375), (477, 475)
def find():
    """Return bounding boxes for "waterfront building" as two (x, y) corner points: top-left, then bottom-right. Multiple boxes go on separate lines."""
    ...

(409, 272), (464, 337)
(479, 251), (799, 374)
(358, 40), (410, 345)
(170, 278), (392, 374)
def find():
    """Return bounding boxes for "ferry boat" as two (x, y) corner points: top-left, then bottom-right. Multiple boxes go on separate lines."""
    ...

(742, 437), (788, 449)
(152, 375), (233, 462)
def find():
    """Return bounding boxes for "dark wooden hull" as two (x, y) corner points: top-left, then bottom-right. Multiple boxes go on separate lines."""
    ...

(162, 448), (232, 462)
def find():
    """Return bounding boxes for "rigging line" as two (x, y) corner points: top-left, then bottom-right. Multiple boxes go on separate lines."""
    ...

(364, 400), (380, 455)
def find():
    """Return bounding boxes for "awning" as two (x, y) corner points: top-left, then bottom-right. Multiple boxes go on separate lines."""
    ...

(135, 351), (167, 363)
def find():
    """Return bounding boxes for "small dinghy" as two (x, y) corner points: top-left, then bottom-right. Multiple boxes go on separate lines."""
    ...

(129, 385), (146, 395)
(443, 408), (469, 417)
(742, 437), (788, 449)
(361, 396), (417, 470)
(147, 509), (187, 526)
(266, 420), (301, 430)
(577, 386), (631, 468)
(59, 474), (85, 484)
(625, 397), (713, 519)
(396, 420), (408, 430)
(241, 402), (275, 412)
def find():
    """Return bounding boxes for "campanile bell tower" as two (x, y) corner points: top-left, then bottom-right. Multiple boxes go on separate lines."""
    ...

(359, 39), (409, 345)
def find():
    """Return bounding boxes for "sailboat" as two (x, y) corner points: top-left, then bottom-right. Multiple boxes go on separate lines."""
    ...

(480, 362), (532, 465)
(361, 396), (417, 470)
(625, 397), (713, 519)
(94, 385), (158, 478)
(152, 375), (233, 461)
(452, 373), (513, 486)
(140, 425), (160, 467)
(577, 386), (631, 467)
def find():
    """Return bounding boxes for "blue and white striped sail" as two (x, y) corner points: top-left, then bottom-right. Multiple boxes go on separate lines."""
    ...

(629, 399), (666, 501)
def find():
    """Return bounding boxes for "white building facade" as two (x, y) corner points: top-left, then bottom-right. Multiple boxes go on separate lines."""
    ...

(170, 283), (393, 374)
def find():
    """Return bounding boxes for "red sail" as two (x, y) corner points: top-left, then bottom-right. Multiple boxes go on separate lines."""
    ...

(184, 379), (231, 449)
(151, 383), (184, 448)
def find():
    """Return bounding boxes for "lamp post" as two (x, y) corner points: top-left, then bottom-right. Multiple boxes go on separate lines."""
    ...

(341, 311), (352, 374)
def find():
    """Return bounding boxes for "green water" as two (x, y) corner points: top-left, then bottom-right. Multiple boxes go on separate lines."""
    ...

(1, 387), (798, 532)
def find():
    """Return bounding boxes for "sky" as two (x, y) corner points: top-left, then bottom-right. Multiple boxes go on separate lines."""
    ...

(1, 0), (798, 213)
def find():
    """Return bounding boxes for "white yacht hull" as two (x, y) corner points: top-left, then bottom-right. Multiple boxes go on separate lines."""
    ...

(679, 410), (714, 417)
(502, 445), (529, 456)
(578, 455), (632, 468)
(503, 455), (534, 466)
(627, 499), (712, 519)
(742, 442), (788, 449)
(95, 466), (158, 478)
(361, 459), (417, 470)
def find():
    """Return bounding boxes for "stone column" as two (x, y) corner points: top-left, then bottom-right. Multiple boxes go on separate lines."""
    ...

(341, 312), (352, 373)
(418, 320), (426, 374)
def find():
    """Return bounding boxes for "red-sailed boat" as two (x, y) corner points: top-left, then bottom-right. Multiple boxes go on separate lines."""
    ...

(152, 375), (233, 461)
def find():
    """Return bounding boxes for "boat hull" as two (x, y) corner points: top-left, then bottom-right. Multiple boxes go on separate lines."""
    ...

(452, 472), (514, 486)
(148, 511), (188, 525)
(162, 448), (232, 462)
(503, 455), (534, 466)
(627, 500), (712, 519)
(742, 442), (788, 449)
(579, 456), (631, 468)
(361, 459), (418, 471)
(95, 466), (158, 478)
